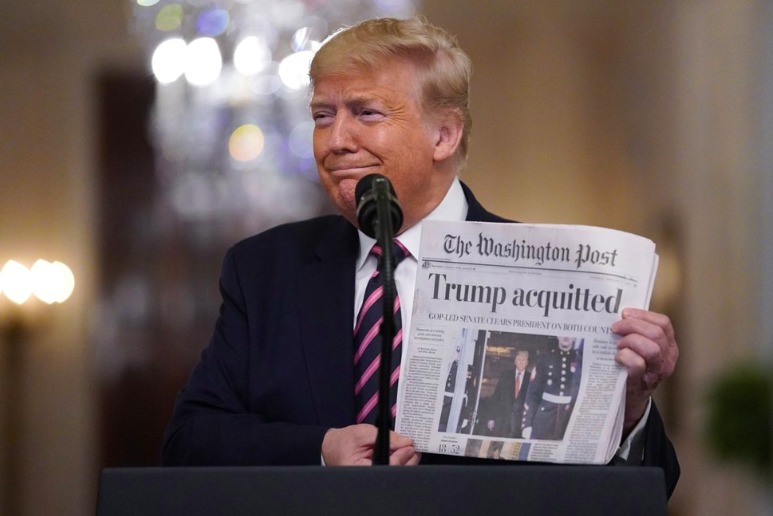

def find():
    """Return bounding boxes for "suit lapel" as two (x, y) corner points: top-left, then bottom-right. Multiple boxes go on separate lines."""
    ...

(298, 217), (358, 426)
(461, 181), (514, 223)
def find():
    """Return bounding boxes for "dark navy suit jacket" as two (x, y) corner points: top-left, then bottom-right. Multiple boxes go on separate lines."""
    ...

(162, 184), (680, 498)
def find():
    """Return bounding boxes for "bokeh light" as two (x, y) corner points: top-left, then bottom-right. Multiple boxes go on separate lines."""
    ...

(185, 37), (222, 86)
(0, 260), (75, 305)
(155, 4), (184, 32)
(229, 124), (265, 161)
(290, 26), (323, 52)
(234, 36), (272, 76)
(152, 38), (187, 84)
(196, 8), (230, 37)
(278, 50), (314, 90)
(51, 262), (75, 303)
(291, 27), (311, 52)
(131, 0), (416, 222)
(1, 261), (32, 305)
(31, 260), (59, 304)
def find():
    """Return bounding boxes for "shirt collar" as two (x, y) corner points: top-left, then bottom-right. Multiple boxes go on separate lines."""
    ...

(356, 177), (468, 271)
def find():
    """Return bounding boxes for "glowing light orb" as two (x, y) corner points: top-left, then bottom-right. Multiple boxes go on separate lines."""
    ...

(156, 4), (183, 32)
(291, 27), (312, 52)
(31, 260), (59, 304)
(51, 262), (75, 303)
(229, 124), (265, 161)
(1, 261), (32, 305)
(185, 37), (222, 87)
(234, 36), (272, 76)
(278, 51), (314, 90)
(152, 38), (187, 84)
(196, 8), (230, 37)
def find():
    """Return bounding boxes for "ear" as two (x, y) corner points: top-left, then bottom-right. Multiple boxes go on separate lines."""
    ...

(432, 109), (464, 163)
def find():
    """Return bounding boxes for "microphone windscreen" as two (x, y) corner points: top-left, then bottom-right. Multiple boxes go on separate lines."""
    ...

(355, 174), (402, 238)
(355, 173), (395, 207)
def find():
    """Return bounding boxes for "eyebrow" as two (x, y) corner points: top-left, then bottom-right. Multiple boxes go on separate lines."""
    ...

(310, 94), (382, 111)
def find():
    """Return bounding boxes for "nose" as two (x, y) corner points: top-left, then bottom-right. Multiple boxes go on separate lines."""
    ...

(327, 112), (358, 154)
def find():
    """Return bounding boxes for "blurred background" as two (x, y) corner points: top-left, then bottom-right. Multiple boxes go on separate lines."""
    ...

(1, 0), (771, 514)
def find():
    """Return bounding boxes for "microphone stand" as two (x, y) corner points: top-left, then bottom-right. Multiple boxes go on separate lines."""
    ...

(372, 177), (398, 466)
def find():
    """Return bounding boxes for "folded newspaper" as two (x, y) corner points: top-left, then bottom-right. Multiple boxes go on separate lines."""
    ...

(395, 221), (658, 464)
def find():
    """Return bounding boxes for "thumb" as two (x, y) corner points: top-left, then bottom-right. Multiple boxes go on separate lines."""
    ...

(388, 431), (414, 450)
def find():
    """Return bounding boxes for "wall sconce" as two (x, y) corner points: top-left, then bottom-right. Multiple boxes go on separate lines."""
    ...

(0, 259), (75, 305)
(0, 258), (75, 516)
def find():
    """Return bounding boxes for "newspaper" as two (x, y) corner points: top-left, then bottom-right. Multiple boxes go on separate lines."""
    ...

(395, 221), (658, 464)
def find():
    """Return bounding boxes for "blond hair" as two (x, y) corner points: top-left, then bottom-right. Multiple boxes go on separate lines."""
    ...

(309, 17), (472, 163)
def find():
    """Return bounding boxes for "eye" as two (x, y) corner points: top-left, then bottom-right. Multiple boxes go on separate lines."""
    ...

(359, 108), (384, 121)
(313, 111), (334, 126)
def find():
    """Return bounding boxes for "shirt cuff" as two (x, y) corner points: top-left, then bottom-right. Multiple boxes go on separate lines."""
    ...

(615, 397), (651, 463)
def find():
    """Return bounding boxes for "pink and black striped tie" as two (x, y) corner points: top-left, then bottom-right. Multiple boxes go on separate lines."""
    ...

(353, 240), (410, 426)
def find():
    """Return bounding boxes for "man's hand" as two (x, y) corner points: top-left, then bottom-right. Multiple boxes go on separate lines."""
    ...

(612, 308), (679, 434)
(321, 424), (421, 466)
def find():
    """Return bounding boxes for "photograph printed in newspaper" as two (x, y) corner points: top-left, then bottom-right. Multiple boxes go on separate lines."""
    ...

(395, 221), (658, 464)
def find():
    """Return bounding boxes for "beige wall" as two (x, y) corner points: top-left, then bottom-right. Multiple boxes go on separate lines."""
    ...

(425, 1), (772, 514)
(0, 1), (770, 514)
(0, 2), (143, 514)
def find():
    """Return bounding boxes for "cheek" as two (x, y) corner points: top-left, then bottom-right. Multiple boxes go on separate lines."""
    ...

(312, 137), (325, 163)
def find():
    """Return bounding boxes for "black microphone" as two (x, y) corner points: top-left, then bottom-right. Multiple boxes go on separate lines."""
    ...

(355, 174), (403, 238)
(355, 173), (403, 465)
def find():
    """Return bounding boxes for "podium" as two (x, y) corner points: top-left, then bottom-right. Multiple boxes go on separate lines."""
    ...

(96, 465), (667, 516)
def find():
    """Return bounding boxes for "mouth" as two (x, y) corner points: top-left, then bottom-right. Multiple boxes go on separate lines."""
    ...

(326, 164), (378, 176)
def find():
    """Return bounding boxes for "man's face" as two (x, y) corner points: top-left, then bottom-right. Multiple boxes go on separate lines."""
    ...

(311, 59), (451, 232)
(515, 352), (528, 372)
(558, 337), (574, 352)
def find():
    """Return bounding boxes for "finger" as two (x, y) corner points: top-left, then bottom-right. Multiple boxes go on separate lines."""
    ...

(615, 309), (675, 342)
(612, 314), (673, 375)
(616, 348), (656, 425)
(405, 451), (422, 466)
(612, 316), (669, 345)
(388, 431), (414, 450)
(616, 348), (659, 393)
(615, 347), (646, 379)
(389, 446), (417, 465)
(621, 308), (672, 328)
(614, 314), (678, 381)
(616, 334), (664, 375)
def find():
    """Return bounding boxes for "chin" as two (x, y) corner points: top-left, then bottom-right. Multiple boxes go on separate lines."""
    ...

(332, 181), (358, 225)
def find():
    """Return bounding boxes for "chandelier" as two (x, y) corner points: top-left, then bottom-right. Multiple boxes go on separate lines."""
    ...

(128, 0), (417, 230)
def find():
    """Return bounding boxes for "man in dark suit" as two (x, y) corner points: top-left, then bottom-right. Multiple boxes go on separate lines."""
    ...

(522, 338), (582, 441)
(162, 17), (680, 497)
(486, 350), (531, 438)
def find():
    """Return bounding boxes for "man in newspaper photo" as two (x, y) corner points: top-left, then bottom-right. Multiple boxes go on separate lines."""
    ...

(486, 350), (531, 438)
(162, 16), (680, 498)
(522, 337), (583, 441)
